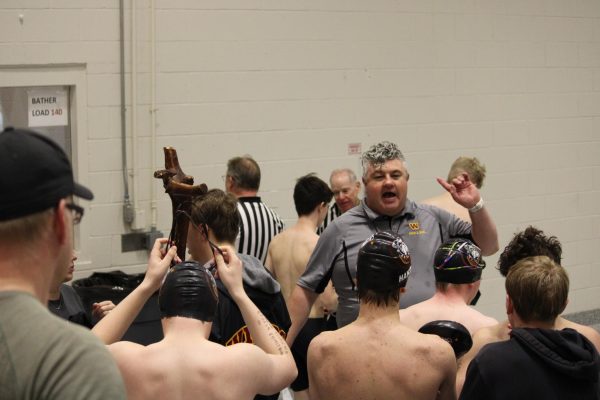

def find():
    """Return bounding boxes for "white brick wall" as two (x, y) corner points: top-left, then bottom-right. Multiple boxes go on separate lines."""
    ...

(0, 0), (599, 320)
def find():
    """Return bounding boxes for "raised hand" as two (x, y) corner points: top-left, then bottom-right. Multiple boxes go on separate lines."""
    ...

(143, 238), (178, 292)
(213, 245), (245, 299)
(437, 172), (480, 209)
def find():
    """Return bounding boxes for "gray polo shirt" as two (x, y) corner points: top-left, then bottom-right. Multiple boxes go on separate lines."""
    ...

(298, 198), (471, 327)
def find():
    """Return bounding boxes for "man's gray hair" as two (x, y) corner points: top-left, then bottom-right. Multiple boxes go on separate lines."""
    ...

(330, 168), (358, 184)
(361, 141), (406, 178)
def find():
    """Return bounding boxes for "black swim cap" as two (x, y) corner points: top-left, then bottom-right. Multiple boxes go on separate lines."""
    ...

(159, 261), (219, 321)
(357, 231), (411, 291)
(434, 239), (485, 284)
(418, 320), (473, 358)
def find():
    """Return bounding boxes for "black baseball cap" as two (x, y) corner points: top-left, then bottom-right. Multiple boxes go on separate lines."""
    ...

(0, 127), (93, 222)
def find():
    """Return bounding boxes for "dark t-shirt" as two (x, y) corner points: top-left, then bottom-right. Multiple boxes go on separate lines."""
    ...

(48, 284), (93, 328)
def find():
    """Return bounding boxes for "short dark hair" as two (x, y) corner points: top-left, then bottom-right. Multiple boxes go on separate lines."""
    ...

(497, 226), (562, 277)
(293, 174), (333, 216)
(191, 189), (240, 243)
(360, 287), (401, 307)
(226, 156), (261, 191)
(506, 256), (568, 324)
(447, 157), (486, 189)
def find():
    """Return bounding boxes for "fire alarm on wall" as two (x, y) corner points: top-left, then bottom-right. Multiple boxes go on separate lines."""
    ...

(348, 143), (361, 155)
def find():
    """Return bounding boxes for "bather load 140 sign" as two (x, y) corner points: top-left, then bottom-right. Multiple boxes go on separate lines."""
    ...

(28, 88), (69, 128)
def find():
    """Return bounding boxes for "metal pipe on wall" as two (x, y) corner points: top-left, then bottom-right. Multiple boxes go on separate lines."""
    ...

(130, 0), (141, 230)
(150, 0), (158, 229)
(120, 0), (134, 225)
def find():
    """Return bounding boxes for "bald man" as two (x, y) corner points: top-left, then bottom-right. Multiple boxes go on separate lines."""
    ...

(317, 168), (361, 234)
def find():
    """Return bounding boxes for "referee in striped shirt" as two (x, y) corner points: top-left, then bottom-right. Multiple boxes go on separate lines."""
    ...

(317, 168), (361, 234)
(225, 155), (284, 265)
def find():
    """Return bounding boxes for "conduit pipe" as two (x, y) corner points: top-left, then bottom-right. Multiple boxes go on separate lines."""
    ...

(130, 0), (141, 230)
(150, 0), (158, 229)
(119, 0), (133, 225)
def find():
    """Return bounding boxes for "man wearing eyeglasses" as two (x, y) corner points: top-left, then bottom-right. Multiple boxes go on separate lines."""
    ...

(0, 127), (126, 399)
(317, 168), (362, 235)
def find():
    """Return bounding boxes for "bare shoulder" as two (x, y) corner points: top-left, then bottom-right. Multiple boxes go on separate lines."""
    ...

(309, 330), (338, 352)
(578, 324), (600, 349)
(414, 333), (456, 378)
(560, 318), (600, 351)
(268, 231), (285, 252)
(223, 342), (264, 360)
(423, 333), (455, 359)
(457, 322), (505, 372)
(309, 330), (345, 361)
(483, 315), (499, 326)
(307, 330), (343, 376)
(421, 194), (444, 207)
(305, 233), (319, 251)
(398, 306), (422, 330)
(471, 312), (499, 332)
(108, 341), (153, 374)
(222, 342), (284, 369)
(109, 341), (147, 358)
(472, 322), (505, 343)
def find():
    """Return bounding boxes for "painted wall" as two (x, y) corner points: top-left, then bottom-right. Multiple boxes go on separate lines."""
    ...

(1, 0), (599, 320)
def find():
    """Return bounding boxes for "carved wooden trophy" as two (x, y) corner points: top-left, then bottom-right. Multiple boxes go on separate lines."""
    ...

(154, 147), (207, 263)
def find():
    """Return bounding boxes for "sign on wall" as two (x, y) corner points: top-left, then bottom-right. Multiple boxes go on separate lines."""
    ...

(27, 88), (68, 127)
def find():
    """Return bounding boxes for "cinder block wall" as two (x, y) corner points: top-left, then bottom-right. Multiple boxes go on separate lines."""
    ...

(0, 1), (599, 320)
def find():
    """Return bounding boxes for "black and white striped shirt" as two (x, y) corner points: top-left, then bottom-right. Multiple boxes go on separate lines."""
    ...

(316, 203), (342, 235)
(236, 197), (284, 265)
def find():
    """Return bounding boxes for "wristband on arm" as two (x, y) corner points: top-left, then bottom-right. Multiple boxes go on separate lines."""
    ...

(468, 198), (484, 213)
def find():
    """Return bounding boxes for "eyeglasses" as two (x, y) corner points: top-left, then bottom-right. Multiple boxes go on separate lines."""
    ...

(65, 203), (84, 225)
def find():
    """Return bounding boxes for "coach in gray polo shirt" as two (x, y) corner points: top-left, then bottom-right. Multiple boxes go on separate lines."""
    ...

(286, 141), (499, 343)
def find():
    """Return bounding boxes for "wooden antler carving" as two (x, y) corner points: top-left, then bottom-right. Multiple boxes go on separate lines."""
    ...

(154, 147), (207, 263)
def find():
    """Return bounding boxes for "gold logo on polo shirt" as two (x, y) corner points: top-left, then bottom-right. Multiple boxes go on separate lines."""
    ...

(408, 220), (426, 236)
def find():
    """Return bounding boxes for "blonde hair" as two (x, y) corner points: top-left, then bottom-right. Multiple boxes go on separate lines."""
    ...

(0, 209), (54, 246)
(447, 157), (486, 189)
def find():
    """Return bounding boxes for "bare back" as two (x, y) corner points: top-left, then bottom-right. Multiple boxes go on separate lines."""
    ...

(422, 192), (470, 223)
(308, 321), (456, 400)
(400, 298), (497, 335)
(110, 339), (284, 400)
(267, 226), (332, 318)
